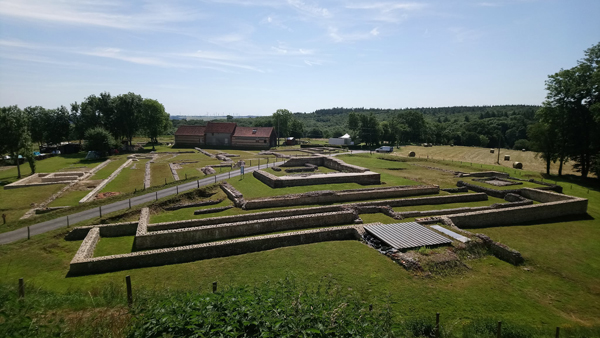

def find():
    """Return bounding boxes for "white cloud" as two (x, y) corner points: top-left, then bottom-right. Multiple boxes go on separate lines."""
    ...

(80, 48), (185, 67)
(287, 0), (331, 18)
(0, 0), (199, 30)
(328, 26), (379, 43)
(345, 2), (426, 12)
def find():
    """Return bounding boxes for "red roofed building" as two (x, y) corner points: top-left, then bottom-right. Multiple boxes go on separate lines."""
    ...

(205, 122), (237, 146)
(232, 127), (276, 149)
(174, 125), (206, 146)
(174, 122), (275, 149)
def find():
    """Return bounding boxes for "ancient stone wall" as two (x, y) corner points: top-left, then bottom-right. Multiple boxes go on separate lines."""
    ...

(244, 185), (440, 209)
(149, 205), (344, 231)
(475, 234), (524, 265)
(448, 195), (588, 228)
(252, 170), (380, 188)
(135, 210), (357, 250)
(69, 226), (361, 276)
(220, 182), (245, 207)
(64, 222), (138, 240)
(70, 228), (100, 263)
(519, 188), (573, 203)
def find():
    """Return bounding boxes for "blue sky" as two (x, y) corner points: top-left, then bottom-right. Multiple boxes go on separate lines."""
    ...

(0, 0), (598, 116)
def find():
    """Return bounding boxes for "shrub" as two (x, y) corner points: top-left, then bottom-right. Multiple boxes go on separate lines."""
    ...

(84, 127), (116, 157)
(128, 277), (394, 337)
(513, 139), (531, 151)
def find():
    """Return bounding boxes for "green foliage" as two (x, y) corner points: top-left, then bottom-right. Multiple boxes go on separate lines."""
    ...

(139, 98), (170, 149)
(0, 105), (31, 178)
(537, 42), (600, 178)
(84, 127), (116, 156)
(513, 139), (531, 150)
(128, 277), (393, 337)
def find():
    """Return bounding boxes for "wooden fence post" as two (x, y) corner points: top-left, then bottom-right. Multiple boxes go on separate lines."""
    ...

(18, 278), (24, 299)
(435, 313), (440, 338)
(555, 327), (560, 338)
(497, 321), (502, 338)
(27, 226), (30, 240)
(155, 191), (158, 201)
(212, 281), (217, 293)
(67, 216), (70, 227)
(126, 275), (133, 307)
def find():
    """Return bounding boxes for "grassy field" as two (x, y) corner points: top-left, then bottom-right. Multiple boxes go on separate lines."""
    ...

(90, 158), (128, 180)
(47, 190), (90, 207)
(1, 143), (599, 333)
(397, 145), (585, 176)
(150, 162), (173, 187)
(100, 159), (148, 194)
(0, 153), (107, 223)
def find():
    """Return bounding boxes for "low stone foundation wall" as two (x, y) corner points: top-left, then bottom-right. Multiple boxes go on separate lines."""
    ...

(220, 182), (245, 207)
(458, 171), (509, 178)
(244, 185), (440, 209)
(351, 192), (487, 208)
(149, 205), (345, 231)
(475, 234), (524, 265)
(519, 188), (573, 203)
(135, 210), (358, 250)
(70, 228), (100, 263)
(457, 181), (521, 198)
(253, 170), (380, 188)
(68, 226), (361, 276)
(280, 156), (368, 173)
(64, 222), (138, 240)
(448, 190), (588, 228)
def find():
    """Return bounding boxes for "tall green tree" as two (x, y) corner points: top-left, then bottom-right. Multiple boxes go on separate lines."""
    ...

(24, 106), (49, 149)
(46, 106), (71, 146)
(112, 92), (143, 146)
(140, 99), (170, 150)
(542, 42), (600, 177)
(289, 119), (305, 138)
(0, 106), (32, 178)
(396, 110), (426, 143)
(272, 109), (293, 140)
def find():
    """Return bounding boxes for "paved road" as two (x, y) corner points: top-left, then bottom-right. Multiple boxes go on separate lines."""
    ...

(0, 150), (371, 245)
(0, 160), (286, 245)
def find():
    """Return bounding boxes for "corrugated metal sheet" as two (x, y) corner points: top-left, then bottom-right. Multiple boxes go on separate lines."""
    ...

(430, 225), (470, 243)
(364, 222), (451, 250)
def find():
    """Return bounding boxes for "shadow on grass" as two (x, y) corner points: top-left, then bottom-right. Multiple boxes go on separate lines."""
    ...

(541, 173), (600, 192)
(511, 213), (595, 227)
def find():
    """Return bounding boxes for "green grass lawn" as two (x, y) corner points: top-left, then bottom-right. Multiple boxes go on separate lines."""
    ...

(100, 160), (148, 194)
(0, 184), (66, 223)
(2, 150), (600, 331)
(94, 236), (135, 257)
(48, 190), (90, 207)
(150, 162), (173, 187)
(90, 158), (128, 180)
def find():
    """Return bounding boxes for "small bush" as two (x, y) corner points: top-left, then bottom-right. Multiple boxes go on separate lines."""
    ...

(84, 127), (116, 157)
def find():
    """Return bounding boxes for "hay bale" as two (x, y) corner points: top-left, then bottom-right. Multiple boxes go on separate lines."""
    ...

(513, 162), (523, 169)
(408, 151), (416, 157)
(504, 155), (511, 161)
(490, 149), (495, 153)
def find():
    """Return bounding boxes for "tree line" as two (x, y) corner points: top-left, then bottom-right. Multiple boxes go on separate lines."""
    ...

(0, 92), (170, 178)
(529, 42), (600, 178)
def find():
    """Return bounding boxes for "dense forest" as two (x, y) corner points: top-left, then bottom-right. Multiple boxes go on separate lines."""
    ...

(173, 105), (539, 150)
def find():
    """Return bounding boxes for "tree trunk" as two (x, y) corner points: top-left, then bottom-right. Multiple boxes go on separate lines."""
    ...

(13, 152), (21, 179)
(546, 158), (551, 175)
(581, 155), (589, 178)
(558, 160), (563, 177)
